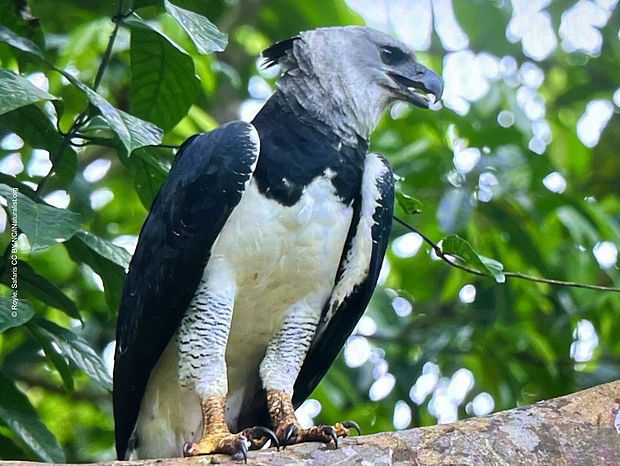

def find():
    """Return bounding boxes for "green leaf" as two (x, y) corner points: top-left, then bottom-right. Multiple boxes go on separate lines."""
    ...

(0, 105), (77, 183)
(0, 185), (82, 252)
(441, 235), (506, 283)
(396, 191), (423, 215)
(0, 175), (37, 198)
(0, 104), (57, 150)
(27, 324), (75, 393)
(0, 297), (34, 333)
(0, 24), (44, 58)
(64, 235), (126, 311)
(130, 146), (170, 208)
(129, 22), (200, 131)
(61, 72), (163, 153)
(119, 107), (165, 152)
(75, 230), (131, 269)
(164, 0), (227, 54)
(5, 261), (81, 320)
(0, 371), (65, 462)
(479, 256), (506, 282)
(34, 319), (112, 391)
(0, 69), (57, 115)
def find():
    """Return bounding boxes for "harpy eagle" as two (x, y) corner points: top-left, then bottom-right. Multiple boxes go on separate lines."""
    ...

(114, 26), (442, 461)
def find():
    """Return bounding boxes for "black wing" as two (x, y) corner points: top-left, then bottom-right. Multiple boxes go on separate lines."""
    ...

(113, 121), (260, 459)
(293, 154), (394, 406)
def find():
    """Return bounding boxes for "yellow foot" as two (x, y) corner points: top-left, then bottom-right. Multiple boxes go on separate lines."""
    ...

(183, 426), (279, 462)
(266, 389), (361, 449)
(278, 420), (361, 449)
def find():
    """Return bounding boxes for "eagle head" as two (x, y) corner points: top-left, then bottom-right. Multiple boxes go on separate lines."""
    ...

(263, 26), (443, 138)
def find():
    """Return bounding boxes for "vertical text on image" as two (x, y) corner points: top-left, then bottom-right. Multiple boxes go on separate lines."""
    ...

(10, 187), (19, 317)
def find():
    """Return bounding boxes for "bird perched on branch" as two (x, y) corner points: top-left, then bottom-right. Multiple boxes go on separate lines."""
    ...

(113, 25), (442, 461)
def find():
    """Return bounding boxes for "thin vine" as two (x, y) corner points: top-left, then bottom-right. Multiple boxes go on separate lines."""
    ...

(394, 216), (620, 293)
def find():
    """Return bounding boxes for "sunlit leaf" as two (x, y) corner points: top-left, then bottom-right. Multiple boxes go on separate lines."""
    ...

(61, 72), (163, 154)
(0, 185), (82, 252)
(34, 319), (112, 391)
(0, 297), (34, 333)
(441, 235), (505, 283)
(0, 24), (44, 58)
(479, 256), (506, 283)
(75, 231), (131, 269)
(164, 0), (227, 54)
(396, 191), (423, 215)
(0, 69), (57, 115)
(128, 19), (200, 131)
(0, 371), (65, 462)
(119, 107), (165, 153)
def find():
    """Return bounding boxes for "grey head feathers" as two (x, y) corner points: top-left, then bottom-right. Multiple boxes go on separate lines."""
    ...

(262, 26), (443, 143)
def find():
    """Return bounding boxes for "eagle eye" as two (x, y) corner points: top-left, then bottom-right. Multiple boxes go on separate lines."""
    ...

(381, 46), (408, 66)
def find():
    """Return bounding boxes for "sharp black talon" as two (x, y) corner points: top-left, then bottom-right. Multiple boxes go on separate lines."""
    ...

(232, 436), (249, 464)
(342, 420), (362, 436)
(251, 425), (280, 451)
(282, 424), (298, 449)
(324, 426), (338, 449)
(182, 441), (194, 457)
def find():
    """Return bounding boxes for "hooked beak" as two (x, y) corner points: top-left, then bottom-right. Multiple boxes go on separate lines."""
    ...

(388, 62), (443, 109)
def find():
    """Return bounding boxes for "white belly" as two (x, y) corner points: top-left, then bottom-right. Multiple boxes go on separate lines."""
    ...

(218, 178), (352, 366)
(216, 178), (352, 420)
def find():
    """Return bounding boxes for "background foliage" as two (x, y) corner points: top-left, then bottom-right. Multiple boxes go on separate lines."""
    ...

(0, 0), (619, 462)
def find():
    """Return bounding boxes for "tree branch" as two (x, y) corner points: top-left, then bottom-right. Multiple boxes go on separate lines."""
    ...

(4, 380), (619, 465)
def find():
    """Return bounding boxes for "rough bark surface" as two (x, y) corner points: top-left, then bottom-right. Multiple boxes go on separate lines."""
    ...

(5, 380), (620, 466)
